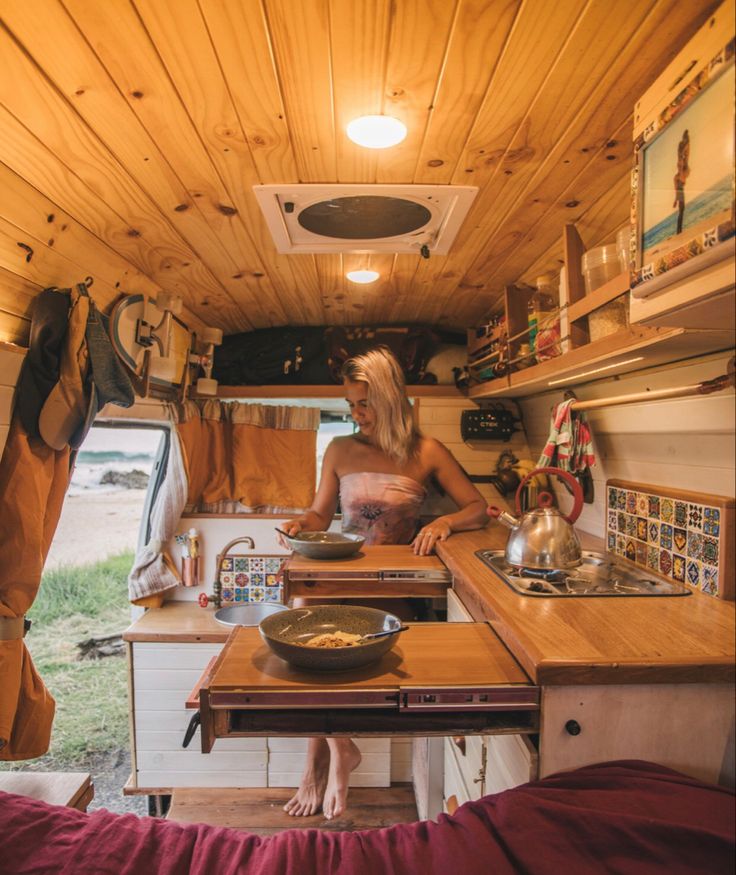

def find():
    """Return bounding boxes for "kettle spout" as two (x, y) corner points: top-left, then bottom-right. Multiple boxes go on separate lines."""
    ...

(487, 506), (520, 530)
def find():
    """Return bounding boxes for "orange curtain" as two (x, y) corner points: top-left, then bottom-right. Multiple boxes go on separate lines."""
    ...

(0, 415), (71, 760)
(177, 400), (319, 512)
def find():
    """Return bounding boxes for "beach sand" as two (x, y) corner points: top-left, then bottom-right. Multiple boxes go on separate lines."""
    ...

(46, 490), (147, 569)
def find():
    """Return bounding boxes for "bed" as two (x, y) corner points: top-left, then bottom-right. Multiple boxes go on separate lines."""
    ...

(0, 761), (733, 875)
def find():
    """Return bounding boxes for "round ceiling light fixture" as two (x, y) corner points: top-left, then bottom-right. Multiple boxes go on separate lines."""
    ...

(346, 115), (407, 149)
(346, 269), (380, 284)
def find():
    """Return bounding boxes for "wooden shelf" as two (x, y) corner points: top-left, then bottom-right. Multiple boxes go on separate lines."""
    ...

(469, 325), (735, 399)
(214, 384), (466, 400)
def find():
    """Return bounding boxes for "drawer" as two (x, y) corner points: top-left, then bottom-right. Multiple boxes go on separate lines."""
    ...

(446, 588), (474, 622)
(446, 734), (485, 796)
(484, 733), (538, 795)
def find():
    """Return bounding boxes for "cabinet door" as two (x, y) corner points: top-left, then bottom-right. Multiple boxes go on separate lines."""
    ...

(484, 733), (538, 794)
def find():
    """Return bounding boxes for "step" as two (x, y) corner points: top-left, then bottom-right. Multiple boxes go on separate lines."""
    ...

(0, 771), (93, 811)
(167, 784), (418, 834)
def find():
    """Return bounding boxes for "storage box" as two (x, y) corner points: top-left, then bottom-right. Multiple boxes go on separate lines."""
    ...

(589, 294), (630, 341)
(467, 322), (504, 364)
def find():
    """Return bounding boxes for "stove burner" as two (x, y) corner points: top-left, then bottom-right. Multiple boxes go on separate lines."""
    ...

(475, 550), (692, 597)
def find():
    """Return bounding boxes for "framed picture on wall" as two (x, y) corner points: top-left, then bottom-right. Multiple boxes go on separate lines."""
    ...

(629, 37), (735, 298)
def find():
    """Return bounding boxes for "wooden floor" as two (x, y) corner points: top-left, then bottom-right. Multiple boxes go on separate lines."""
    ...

(167, 785), (419, 835)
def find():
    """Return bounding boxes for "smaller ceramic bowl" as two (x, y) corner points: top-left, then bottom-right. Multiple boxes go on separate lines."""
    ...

(284, 531), (365, 560)
(259, 604), (402, 671)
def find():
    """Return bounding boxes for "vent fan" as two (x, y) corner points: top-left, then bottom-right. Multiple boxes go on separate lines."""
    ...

(253, 184), (478, 255)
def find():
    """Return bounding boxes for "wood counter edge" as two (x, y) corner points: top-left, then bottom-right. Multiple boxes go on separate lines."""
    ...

(535, 657), (736, 686)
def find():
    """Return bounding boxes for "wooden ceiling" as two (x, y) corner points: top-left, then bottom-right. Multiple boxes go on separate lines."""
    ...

(0, 0), (720, 343)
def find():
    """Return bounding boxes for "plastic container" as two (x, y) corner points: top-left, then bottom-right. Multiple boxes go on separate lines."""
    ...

(589, 294), (630, 342)
(581, 244), (620, 294)
(616, 226), (632, 273)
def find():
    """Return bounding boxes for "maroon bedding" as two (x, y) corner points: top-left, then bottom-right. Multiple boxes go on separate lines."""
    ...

(0, 761), (733, 875)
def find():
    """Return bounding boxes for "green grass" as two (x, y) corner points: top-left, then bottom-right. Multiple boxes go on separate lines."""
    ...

(2, 552), (135, 769)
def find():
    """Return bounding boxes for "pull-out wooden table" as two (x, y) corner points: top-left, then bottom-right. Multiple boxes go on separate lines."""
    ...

(198, 623), (538, 751)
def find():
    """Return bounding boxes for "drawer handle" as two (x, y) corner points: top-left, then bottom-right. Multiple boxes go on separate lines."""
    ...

(452, 736), (467, 756)
(565, 719), (582, 736)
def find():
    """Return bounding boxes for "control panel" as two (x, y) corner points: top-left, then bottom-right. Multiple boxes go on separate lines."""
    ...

(460, 407), (519, 442)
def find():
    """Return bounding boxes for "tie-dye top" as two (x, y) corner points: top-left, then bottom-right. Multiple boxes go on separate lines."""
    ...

(340, 472), (426, 545)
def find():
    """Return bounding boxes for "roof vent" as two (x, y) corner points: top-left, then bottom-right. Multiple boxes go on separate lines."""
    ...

(253, 184), (478, 255)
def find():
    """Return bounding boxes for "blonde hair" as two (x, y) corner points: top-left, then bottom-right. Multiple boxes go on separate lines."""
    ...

(341, 347), (420, 465)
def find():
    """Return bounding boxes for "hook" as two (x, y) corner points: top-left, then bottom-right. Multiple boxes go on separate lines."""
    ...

(83, 276), (94, 288)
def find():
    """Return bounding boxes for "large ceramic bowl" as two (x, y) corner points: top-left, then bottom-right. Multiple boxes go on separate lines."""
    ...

(259, 604), (402, 671)
(283, 531), (365, 560)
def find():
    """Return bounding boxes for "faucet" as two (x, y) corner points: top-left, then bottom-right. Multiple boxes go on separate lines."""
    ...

(198, 536), (255, 609)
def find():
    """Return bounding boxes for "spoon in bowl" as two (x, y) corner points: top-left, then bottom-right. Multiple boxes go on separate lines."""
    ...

(359, 626), (409, 641)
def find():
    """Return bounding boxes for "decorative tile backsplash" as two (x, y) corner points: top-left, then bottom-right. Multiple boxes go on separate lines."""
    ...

(606, 482), (732, 599)
(218, 554), (285, 605)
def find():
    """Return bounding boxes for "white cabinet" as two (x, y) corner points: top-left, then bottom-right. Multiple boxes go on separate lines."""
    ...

(130, 641), (394, 792)
(443, 589), (539, 814)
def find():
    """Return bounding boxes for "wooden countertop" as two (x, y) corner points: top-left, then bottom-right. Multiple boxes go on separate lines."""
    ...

(437, 529), (736, 686)
(125, 529), (735, 687)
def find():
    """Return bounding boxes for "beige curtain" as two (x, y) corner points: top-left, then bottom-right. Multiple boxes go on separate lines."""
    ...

(177, 400), (320, 514)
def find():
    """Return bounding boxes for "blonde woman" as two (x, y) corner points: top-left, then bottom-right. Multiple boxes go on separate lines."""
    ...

(279, 346), (487, 820)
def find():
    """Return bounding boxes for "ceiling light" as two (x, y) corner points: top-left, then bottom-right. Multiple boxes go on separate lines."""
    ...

(346, 115), (407, 149)
(346, 269), (380, 284)
(547, 357), (645, 386)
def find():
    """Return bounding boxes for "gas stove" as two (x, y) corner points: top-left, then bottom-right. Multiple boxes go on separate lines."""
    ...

(475, 550), (692, 597)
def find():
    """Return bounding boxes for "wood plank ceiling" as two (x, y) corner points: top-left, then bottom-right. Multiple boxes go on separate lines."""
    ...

(0, 0), (720, 343)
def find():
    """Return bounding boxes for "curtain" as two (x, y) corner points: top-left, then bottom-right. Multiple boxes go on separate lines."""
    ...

(0, 416), (70, 760)
(177, 400), (320, 514)
(127, 400), (319, 604)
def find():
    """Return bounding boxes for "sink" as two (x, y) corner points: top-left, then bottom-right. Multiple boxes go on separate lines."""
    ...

(475, 550), (692, 597)
(214, 603), (288, 627)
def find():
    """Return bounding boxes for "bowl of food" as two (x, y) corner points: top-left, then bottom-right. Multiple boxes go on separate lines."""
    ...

(259, 604), (404, 671)
(280, 530), (365, 560)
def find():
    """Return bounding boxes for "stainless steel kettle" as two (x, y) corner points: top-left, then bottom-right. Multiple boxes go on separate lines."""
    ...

(487, 467), (584, 570)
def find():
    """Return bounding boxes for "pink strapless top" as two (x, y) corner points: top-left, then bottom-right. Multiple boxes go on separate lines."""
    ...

(339, 472), (426, 546)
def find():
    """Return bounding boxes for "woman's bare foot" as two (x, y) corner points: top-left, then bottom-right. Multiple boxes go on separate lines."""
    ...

(284, 738), (330, 816)
(322, 738), (362, 820)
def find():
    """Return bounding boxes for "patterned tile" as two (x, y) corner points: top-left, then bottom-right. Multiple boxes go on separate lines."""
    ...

(625, 540), (636, 561)
(647, 546), (659, 570)
(674, 501), (688, 527)
(660, 498), (674, 523)
(648, 521), (660, 545)
(618, 512), (627, 532)
(701, 565), (719, 596)
(616, 534), (626, 555)
(220, 558), (233, 571)
(687, 532), (704, 561)
(688, 505), (704, 531)
(672, 555), (686, 582)
(703, 536), (719, 564)
(625, 515), (637, 537)
(265, 557), (283, 572)
(648, 495), (660, 518)
(626, 491), (637, 514)
(233, 557), (248, 572)
(607, 532), (616, 550)
(220, 572), (233, 585)
(235, 572), (248, 585)
(635, 541), (647, 565)
(265, 586), (283, 602)
(249, 587), (265, 602)
(616, 490), (626, 510)
(636, 493), (648, 516)
(222, 588), (233, 601)
(637, 517), (648, 540)
(659, 523), (673, 550)
(250, 572), (265, 586)
(673, 528), (687, 553)
(703, 506), (720, 525)
(608, 510), (618, 531)
(686, 560), (701, 587)
(249, 558), (265, 571)
(265, 573), (279, 586)
(608, 486), (618, 507)
(658, 550), (672, 576)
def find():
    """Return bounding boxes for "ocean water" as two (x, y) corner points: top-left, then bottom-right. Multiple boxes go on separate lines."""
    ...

(643, 176), (733, 251)
(69, 427), (162, 496)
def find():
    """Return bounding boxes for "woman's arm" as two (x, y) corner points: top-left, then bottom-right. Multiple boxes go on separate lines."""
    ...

(412, 438), (488, 555)
(278, 440), (341, 543)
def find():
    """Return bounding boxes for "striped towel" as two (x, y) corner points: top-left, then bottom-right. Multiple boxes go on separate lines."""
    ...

(537, 399), (595, 473)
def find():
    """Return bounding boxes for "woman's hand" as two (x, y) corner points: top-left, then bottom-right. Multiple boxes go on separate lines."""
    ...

(412, 519), (452, 556)
(277, 518), (305, 549)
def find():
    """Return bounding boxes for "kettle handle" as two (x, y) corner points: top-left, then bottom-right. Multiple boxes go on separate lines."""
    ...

(515, 466), (584, 524)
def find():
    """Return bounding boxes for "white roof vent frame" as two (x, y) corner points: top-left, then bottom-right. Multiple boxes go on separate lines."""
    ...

(253, 184), (478, 255)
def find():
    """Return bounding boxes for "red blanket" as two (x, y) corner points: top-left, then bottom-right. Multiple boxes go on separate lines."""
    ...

(1, 761), (733, 875)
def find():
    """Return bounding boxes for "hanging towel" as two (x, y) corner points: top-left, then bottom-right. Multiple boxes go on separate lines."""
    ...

(537, 399), (595, 473)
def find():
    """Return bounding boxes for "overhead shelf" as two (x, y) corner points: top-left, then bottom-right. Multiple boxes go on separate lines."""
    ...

(468, 324), (735, 399)
(214, 384), (466, 400)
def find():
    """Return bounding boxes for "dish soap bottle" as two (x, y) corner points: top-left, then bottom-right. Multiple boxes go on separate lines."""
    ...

(528, 274), (559, 362)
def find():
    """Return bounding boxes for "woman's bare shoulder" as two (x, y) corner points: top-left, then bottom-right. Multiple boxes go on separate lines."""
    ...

(416, 435), (453, 465)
